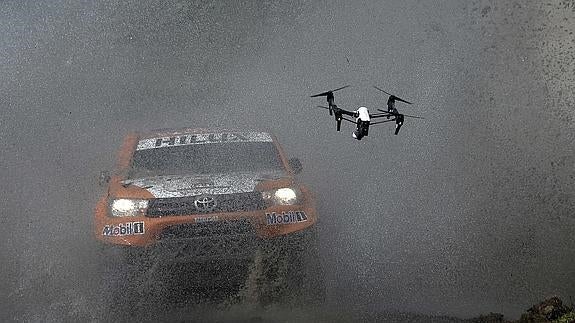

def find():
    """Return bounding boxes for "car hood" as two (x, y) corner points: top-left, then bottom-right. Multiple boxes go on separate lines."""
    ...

(121, 171), (286, 198)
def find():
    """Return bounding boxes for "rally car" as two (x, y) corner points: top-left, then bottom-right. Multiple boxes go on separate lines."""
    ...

(94, 128), (319, 263)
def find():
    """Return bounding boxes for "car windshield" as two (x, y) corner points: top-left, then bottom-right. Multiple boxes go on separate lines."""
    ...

(129, 141), (285, 178)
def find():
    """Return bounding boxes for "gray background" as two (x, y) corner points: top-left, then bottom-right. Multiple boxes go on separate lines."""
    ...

(1, 0), (574, 321)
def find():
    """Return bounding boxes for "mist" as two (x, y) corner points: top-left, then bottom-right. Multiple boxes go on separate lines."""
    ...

(1, 0), (574, 321)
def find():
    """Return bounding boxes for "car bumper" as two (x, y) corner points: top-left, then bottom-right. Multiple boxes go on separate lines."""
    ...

(94, 192), (318, 247)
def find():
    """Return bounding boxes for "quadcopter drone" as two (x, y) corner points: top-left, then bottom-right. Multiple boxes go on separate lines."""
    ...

(311, 85), (423, 140)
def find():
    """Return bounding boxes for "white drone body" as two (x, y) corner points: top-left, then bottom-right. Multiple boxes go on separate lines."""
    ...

(351, 107), (371, 139)
(355, 107), (370, 122)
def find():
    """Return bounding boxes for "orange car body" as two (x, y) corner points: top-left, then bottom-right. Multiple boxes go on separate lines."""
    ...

(94, 128), (318, 249)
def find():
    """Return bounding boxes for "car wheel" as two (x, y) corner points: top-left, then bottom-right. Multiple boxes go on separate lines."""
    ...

(257, 226), (325, 308)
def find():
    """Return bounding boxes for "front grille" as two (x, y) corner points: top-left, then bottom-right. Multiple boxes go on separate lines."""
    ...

(146, 192), (266, 217)
(154, 219), (257, 261)
(158, 219), (255, 240)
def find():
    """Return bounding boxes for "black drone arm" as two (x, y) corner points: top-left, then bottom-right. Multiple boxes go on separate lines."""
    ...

(336, 108), (358, 117)
(370, 119), (396, 125)
(376, 109), (424, 119)
(369, 112), (393, 119)
(340, 116), (356, 123)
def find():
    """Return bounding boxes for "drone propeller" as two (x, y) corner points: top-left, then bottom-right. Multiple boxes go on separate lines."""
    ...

(373, 86), (412, 104)
(311, 85), (350, 116)
(310, 85), (351, 98)
(376, 109), (425, 119)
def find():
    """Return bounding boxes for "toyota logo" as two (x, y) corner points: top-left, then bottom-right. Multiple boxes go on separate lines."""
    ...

(194, 196), (217, 212)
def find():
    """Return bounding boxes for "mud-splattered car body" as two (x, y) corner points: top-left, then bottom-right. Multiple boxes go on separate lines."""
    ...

(94, 128), (318, 261)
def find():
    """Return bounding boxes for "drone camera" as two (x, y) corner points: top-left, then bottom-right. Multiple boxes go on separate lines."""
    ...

(359, 120), (369, 136)
(352, 120), (370, 140)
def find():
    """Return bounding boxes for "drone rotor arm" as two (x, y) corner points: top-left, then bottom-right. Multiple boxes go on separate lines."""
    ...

(376, 109), (423, 119)
(377, 108), (398, 115)
(338, 108), (357, 117)
(340, 116), (357, 123)
(369, 113), (393, 119)
(370, 119), (396, 125)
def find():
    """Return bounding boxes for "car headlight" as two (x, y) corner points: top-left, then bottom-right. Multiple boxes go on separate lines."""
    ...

(262, 187), (301, 205)
(109, 199), (149, 217)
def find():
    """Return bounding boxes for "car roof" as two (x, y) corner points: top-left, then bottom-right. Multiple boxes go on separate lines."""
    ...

(135, 127), (272, 140)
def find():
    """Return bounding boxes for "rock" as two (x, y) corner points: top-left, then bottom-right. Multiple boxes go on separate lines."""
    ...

(519, 297), (572, 322)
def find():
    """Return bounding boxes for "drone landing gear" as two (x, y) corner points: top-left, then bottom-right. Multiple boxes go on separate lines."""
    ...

(334, 110), (344, 131)
(394, 114), (404, 135)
